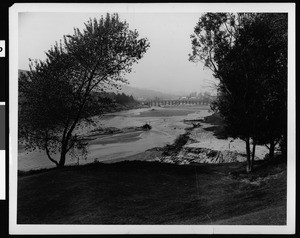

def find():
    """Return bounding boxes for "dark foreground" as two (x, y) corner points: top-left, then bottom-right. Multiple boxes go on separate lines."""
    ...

(18, 158), (286, 224)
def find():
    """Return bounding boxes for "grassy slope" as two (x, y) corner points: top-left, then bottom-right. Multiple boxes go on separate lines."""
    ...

(17, 159), (286, 225)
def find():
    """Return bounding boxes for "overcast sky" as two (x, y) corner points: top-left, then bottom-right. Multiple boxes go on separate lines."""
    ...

(19, 12), (217, 95)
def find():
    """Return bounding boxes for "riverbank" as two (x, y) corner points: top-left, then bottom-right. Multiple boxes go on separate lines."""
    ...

(18, 106), (269, 171)
(17, 109), (286, 225)
(137, 113), (268, 166)
(18, 105), (211, 171)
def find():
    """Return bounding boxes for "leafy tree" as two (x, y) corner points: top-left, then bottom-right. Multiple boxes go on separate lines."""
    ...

(190, 13), (287, 172)
(190, 13), (255, 172)
(252, 14), (287, 160)
(19, 13), (150, 168)
(229, 13), (287, 162)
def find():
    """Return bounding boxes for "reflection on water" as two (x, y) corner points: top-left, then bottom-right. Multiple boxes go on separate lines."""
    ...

(18, 106), (211, 171)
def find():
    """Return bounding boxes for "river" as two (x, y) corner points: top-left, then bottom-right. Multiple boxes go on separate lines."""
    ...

(18, 105), (211, 171)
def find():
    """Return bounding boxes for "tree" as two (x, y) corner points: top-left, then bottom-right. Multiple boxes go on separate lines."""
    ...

(252, 14), (287, 160)
(189, 13), (256, 172)
(229, 13), (287, 162)
(190, 13), (287, 172)
(19, 13), (150, 168)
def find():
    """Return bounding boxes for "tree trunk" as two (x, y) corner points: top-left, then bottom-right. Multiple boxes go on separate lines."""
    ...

(58, 142), (67, 168)
(245, 137), (251, 173)
(44, 139), (59, 167)
(250, 140), (256, 171)
(269, 139), (275, 160)
(58, 153), (66, 168)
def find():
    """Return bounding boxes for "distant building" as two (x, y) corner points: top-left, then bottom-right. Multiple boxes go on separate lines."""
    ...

(189, 97), (197, 101)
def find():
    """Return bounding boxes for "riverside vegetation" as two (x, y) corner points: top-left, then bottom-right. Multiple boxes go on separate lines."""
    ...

(18, 113), (287, 224)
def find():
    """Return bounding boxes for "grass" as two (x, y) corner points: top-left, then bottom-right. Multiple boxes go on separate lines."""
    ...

(17, 158), (286, 225)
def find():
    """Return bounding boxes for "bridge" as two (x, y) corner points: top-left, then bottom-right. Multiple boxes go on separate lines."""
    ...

(144, 99), (210, 107)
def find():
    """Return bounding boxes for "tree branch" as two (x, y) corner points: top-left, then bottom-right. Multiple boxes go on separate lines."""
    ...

(44, 140), (58, 166)
(265, 144), (270, 150)
(66, 140), (76, 153)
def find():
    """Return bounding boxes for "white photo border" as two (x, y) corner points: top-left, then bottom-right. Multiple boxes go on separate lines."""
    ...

(9, 3), (296, 235)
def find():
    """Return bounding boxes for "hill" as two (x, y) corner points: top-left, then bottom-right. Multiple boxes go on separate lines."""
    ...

(18, 69), (179, 100)
(112, 84), (179, 100)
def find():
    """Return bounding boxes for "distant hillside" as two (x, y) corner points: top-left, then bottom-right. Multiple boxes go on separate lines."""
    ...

(18, 70), (179, 100)
(111, 84), (179, 100)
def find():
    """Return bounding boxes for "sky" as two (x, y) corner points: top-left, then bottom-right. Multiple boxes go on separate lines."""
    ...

(18, 11), (217, 95)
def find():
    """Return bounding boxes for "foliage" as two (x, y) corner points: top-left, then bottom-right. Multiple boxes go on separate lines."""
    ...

(115, 92), (135, 105)
(89, 91), (137, 113)
(19, 13), (150, 167)
(190, 13), (287, 172)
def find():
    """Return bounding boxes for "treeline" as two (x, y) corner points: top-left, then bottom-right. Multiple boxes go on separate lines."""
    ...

(190, 13), (287, 172)
(103, 92), (136, 105)
(89, 91), (138, 114)
(91, 91), (136, 105)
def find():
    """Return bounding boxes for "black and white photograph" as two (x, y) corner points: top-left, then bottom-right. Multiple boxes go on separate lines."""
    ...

(9, 3), (295, 235)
